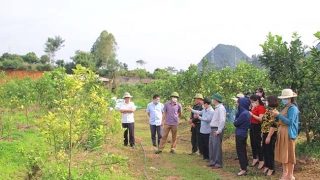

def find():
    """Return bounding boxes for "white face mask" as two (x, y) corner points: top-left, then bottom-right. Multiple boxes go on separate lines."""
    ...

(256, 93), (261, 97)
(252, 102), (257, 107)
(172, 98), (178, 102)
(266, 101), (269, 107)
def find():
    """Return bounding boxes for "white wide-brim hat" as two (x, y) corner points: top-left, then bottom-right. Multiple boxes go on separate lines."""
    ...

(123, 92), (133, 98)
(231, 93), (245, 101)
(278, 89), (297, 99)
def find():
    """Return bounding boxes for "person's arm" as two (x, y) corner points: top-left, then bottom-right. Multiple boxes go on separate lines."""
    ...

(265, 127), (276, 144)
(234, 112), (247, 127)
(162, 111), (166, 126)
(199, 109), (213, 122)
(191, 109), (203, 115)
(178, 104), (182, 118)
(277, 106), (298, 126)
(121, 109), (134, 113)
(250, 106), (265, 122)
(216, 107), (226, 134)
(146, 104), (150, 118)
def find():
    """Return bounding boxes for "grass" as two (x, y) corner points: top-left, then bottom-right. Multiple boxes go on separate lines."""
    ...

(0, 111), (47, 179)
(1, 108), (320, 179)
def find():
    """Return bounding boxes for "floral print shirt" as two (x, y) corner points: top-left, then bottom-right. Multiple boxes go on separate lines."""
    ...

(261, 108), (279, 133)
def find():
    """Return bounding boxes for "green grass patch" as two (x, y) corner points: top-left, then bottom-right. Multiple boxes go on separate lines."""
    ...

(296, 140), (320, 158)
(0, 128), (47, 179)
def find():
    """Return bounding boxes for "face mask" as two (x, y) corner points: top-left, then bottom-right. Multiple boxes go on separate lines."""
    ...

(252, 102), (257, 107)
(265, 101), (269, 107)
(282, 99), (289, 105)
(172, 98), (178, 102)
(154, 101), (159, 105)
(256, 93), (261, 97)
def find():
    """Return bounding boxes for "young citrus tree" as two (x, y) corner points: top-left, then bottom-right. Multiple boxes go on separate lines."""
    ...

(36, 65), (121, 179)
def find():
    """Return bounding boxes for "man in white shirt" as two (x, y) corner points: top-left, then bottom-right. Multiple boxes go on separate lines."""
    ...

(208, 93), (226, 169)
(119, 92), (136, 148)
(146, 94), (164, 147)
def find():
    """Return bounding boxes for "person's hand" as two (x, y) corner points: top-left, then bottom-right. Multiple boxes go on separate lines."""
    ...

(270, 109), (279, 117)
(193, 114), (200, 119)
(214, 131), (219, 136)
(186, 106), (192, 111)
(191, 123), (196, 128)
(249, 111), (253, 116)
(265, 136), (271, 144)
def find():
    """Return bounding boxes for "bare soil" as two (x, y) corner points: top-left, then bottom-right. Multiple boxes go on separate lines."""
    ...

(105, 109), (320, 179)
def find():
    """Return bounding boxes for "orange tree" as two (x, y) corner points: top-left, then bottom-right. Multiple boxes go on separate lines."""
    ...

(259, 31), (320, 142)
(36, 65), (123, 179)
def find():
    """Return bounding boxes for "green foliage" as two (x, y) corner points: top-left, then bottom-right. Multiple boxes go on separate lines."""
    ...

(71, 50), (96, 71)
(22, 52), (40, 64)
(2, 59), (22, 69)
(44, 35), (65, 64)
(34, 65), (122, 179)
(259, 31), (320, 142)
(91, 30), (117, 69)
(115, 61), (272, 121)
(223, 122), (236, 136)
(296, 141), (320, 158)
(55, 59), (65, 67)
(259, 32), (305, 90)
(40, 54), (50, 64)
(36, 63), (55, 71)
(153, 68), (172, 79)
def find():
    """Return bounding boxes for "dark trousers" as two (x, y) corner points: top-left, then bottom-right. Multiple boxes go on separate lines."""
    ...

(122, 123), (135, 146)
(200, 133), (210, 159)
(191, 123), (201, 153)
(236, 135), (248, 170)
(262, 132), (277, 170)
(150, 124), (162, 146)
(250, 123), (263, 161)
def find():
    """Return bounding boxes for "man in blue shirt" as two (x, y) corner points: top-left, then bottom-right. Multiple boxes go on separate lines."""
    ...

(187, 98), (214, 160)
(147, 94), (164, 147)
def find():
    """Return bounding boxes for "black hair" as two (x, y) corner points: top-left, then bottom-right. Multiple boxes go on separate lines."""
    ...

(255, 87), (265, 98)
(250, 94), (264, 105)
(153, 94), (160, 99)
(290, 97), (299, 109)
(203, 98), (211, 105)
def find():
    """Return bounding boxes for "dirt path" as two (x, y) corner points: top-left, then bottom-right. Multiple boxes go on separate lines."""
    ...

(108, 109), (320, 180)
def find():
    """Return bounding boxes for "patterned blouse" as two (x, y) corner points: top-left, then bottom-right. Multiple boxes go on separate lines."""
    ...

(261, 108), (279, 133)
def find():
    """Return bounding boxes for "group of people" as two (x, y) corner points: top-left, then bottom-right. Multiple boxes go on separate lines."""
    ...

(118, 88), (299, 180)
(234, 88), (299, 180)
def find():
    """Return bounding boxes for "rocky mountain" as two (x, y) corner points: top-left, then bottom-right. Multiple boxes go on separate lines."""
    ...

(197, 44), (262, 71)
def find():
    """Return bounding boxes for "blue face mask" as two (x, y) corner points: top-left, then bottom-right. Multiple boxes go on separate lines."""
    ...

(154, 101), (159, 105)
(282, 99), (289, 105)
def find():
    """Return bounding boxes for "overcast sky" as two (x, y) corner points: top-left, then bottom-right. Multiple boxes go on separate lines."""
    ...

(0, 0), (319, 72)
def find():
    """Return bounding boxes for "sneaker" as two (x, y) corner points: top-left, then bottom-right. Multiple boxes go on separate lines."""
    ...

(131, 145), (135, 149)
(170, 150), (175, 154)
(155, 150), (162, 154)
(189, 152), (196, 155)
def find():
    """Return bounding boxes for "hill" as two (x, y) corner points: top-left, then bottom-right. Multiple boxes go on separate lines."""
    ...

(197, 44), (262, 71)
